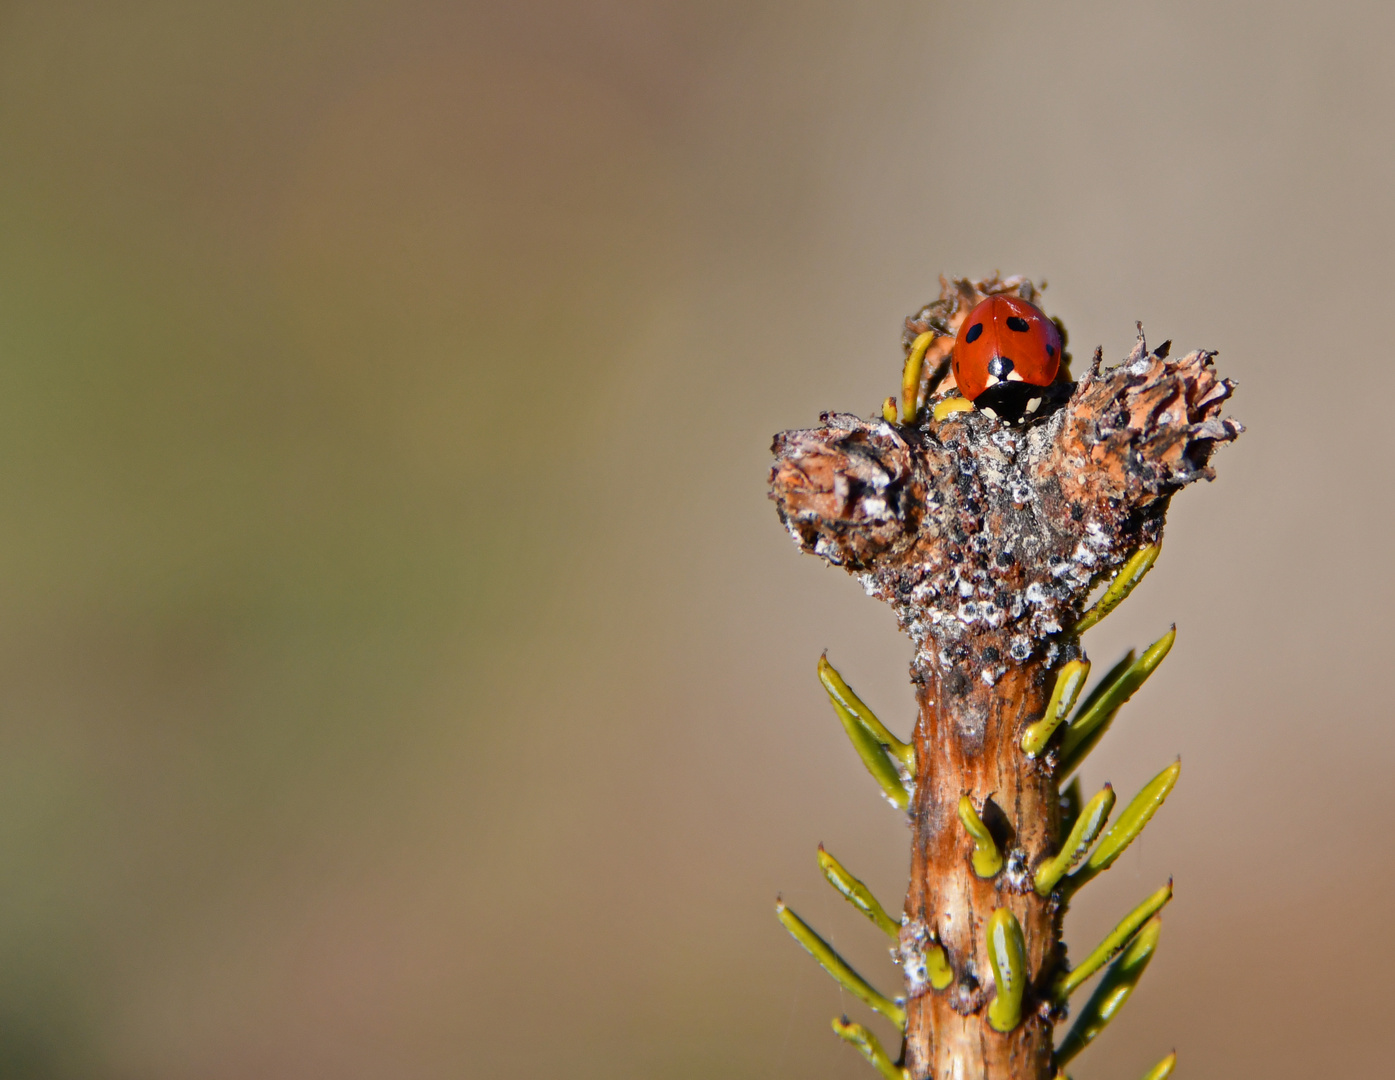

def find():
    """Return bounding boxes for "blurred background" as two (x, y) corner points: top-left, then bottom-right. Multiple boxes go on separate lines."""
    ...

(0, 2), (1389, 1077)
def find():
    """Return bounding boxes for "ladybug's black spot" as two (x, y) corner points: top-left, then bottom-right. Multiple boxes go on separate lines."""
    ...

(1047, 343), (1057, 358)
(965, 322), (984, 343)
(987, 355), (1013, 378)
(1006, 315), (1030, 332)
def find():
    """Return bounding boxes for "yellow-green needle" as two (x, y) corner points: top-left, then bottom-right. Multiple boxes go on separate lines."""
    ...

(1065, 760), (1180, 895)
(831, 1016), (908, 1080)
(1075, 542), (1162, 633)
(900, 331), (936, 424)
(926, 942), (953, 990)
(1058, 629), (1174, 778)
(1053, 881), (1172, 1001)
(818, 655), (914, 767)
(1035, 783), (1115, 896)
(986, 908), (1028, 1032)
(818, 845), (900, 940)
(776, 899), (906, 1029)
(1054, 915), (1162, 1068)
(958, 795), (1003, 878)
(1022, 659), (1091, 757)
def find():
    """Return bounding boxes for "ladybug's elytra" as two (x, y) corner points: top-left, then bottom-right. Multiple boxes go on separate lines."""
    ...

(951, 295), (1062, 421)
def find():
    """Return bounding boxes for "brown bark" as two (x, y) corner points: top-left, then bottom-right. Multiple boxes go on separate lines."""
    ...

(768, 276), (1241, 1080)
(902, 663), (1056, 1079)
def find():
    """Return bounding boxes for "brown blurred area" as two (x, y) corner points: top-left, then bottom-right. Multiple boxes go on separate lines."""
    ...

(0, 2), (1388, 1077)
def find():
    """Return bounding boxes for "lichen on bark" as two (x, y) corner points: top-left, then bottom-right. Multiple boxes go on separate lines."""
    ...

(768, 276), (1241, 1080)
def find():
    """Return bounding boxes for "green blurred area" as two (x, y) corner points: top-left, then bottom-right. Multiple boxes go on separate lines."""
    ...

(0, 4), (693, 1073)
(0, 3), (1390, 1078)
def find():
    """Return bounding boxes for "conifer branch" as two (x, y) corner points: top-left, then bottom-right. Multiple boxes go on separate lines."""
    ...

(767, 274), (1240, 1079)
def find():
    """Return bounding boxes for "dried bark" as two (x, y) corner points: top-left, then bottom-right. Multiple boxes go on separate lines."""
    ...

(768, 277), (1241, 1080)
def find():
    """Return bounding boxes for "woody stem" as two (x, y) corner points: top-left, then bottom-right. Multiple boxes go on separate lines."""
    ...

(901, 641), (1058, 1080)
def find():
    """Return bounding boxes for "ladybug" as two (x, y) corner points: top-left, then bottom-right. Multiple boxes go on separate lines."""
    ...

(951, 295), (1063, 422)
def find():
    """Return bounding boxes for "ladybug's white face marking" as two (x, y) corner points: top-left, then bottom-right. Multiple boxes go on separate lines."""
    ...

(1006, 370), (1025, 382)
(1025, 397), (1042, 414)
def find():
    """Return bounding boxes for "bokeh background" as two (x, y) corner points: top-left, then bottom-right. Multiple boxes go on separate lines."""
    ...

(0, 2), (1390, 1077)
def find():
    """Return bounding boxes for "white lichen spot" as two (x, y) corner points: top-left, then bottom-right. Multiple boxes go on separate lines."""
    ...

(898, 919), (931, 996)
(1004, 848), (1030, 891)
(860, 495), (889, 518)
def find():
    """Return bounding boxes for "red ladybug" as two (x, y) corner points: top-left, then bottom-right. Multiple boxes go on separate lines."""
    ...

(951, 295), (1062, 421)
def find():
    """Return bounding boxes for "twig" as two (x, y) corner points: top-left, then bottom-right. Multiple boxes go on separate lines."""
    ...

(768, 275), (1241, 1079)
